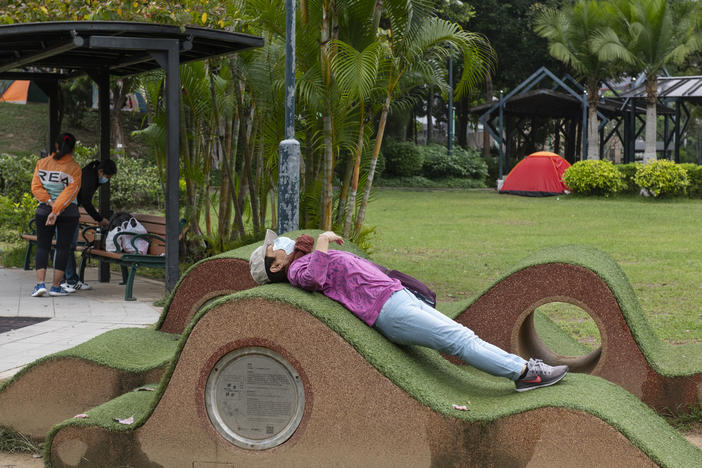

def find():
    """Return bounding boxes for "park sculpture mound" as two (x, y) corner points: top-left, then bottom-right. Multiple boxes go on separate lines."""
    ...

(0, 234), (699, 467)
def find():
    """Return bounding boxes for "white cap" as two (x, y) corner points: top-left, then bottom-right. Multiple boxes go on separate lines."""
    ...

(249, 229), (278, 285)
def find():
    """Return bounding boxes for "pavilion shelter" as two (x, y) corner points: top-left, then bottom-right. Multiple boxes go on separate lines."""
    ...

(0, 21), (263, 291)
(471, 67), (675, 179)
(619, 75), (702, 163)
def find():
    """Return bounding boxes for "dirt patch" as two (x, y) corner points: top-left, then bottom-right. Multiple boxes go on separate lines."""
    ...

(0, 451), (43, 467)
(684, 424), (702, 450)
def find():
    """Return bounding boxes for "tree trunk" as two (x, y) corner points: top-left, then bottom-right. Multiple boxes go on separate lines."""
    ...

(483, 75), (492, 157)
(457, 93), (468, 148)
(644, 77), (658, 163)
(320, 0), (334, 230)
(344, 113), (365, 237)
(110, 79), (130, 152)
(336, 154), (353, 225)
(355, 94), (390, 233)
(426, 85), (434, 144)
(587, 81), (600, 160)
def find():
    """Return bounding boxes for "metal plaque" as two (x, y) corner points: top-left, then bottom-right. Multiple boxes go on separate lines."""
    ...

(205, 347), (305, 450)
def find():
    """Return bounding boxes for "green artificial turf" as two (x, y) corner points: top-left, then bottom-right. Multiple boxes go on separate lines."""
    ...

(45, 284), (702, 468)
(437, 245), (702, 377)
(0, 328), (179, 394)
(532, 310), (592, 356)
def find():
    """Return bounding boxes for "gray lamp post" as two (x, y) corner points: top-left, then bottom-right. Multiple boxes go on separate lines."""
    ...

(448, 44), (453, 155)
(278, 0), (301, 233)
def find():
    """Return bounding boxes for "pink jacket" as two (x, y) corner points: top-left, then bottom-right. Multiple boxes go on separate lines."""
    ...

(287, 250), (403, 326)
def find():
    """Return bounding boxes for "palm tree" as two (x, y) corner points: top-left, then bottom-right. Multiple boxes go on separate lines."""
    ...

(595, 0), (702, 163)
(353, 14), (495, 233)
(534, 1), (613, 160)
(331, 41), (382, 237)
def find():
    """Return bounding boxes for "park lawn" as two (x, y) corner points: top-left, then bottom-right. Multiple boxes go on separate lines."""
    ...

(364, 189), (702, 346)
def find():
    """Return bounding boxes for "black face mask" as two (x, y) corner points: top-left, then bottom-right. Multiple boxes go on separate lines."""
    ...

(264, 256), (288, 283)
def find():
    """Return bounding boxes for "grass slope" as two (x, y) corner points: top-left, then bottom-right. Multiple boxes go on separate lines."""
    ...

(438, 245), (702, 377)
(0, 328), (179, 394)
(46, 284), (701, 467)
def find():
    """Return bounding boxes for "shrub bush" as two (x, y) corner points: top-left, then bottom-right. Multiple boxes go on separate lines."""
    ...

(0, 153), (38, 202)
(679, 163), (702, 198)
(381, 138), (424, 177)
(110, 156), (163, 210)
(562, 160), (624, 196)
(72, 142), (163, 210)
(633, 159), (689, 198)
(0, 192), (38, 242)
(615, 163), (641, 194)
(420, 144), (488, 182)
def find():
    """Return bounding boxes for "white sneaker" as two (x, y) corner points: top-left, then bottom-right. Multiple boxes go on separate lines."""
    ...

(73, 281), (92, 290)
(60, 282), (76, 293)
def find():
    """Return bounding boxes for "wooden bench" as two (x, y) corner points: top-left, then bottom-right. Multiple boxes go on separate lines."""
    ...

(20, 207), (99, 270)
(78, 214), (186, 301)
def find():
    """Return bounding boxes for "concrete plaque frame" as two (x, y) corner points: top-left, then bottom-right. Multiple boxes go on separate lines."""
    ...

(205, 346), (305, 450)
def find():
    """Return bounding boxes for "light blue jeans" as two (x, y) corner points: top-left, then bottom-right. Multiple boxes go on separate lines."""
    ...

(374, 288), (526, 381)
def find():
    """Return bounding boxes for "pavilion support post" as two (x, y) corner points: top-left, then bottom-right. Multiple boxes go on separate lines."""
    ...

(663, 113), (670, 160)
(674, 100), (681, 163)
(581, 90), (588, 160)
(89, 35), (183, 291)
(164, 45), (180, 291)
(628, 101), (636, 162)
(498, 90), (504, 179)
(34, 80), (60, 154)
(96, 69), (111, 282)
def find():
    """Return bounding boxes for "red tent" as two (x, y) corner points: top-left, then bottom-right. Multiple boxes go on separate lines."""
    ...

(499, 151), (571, 197)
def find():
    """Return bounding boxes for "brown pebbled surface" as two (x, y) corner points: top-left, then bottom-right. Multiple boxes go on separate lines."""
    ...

(50, 298), (655, 467)
(160, 258), (257, 334)
(452, 263), (701, 411)
(0, 358), (165, 440)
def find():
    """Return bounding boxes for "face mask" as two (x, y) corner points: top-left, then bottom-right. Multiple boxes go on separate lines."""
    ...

(99, 176), (109, 184)
(273, 236), (295, 255)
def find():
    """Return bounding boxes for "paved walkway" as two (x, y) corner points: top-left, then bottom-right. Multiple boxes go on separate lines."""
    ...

(0, 267), (163, 380)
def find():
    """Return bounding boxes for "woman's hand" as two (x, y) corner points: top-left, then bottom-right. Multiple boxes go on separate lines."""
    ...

(316, 231), (344, 254)
(320, 231), (344, 245)
(46, 212), (58, 226)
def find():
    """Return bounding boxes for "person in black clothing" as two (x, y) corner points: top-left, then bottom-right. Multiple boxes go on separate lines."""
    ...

(58, 159), (117, 291)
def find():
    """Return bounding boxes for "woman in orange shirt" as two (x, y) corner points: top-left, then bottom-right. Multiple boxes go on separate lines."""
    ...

(30, 133), (82, 297)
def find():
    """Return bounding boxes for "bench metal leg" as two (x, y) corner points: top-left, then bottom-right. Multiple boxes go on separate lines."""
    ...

(23, 242), (34, 270)
(124, 264), (138, 301)
(78, 252), (88, 282)
(119, 266), (129, 285)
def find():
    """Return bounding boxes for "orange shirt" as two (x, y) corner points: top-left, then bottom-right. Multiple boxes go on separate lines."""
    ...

(31, 154), (82, 215)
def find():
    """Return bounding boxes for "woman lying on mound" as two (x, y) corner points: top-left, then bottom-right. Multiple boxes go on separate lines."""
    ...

(249, 230), (568, 392)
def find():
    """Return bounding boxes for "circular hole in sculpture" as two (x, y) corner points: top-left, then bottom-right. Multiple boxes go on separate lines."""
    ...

(534, 302), (602, 356)
(518, 302), (603, 374)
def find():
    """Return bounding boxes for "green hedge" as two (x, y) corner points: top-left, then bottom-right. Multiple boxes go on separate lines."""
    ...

(563, 160), (624, 196)
(381, 138), (424, 177)
(679, 163), (702, 198)
(634, 160), (689, 198)
(0, 153), (38, 202)
(615, 163), (641, 195)
(420, 144), (488, 181)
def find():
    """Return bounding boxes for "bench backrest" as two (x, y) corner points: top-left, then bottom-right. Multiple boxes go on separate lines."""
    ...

(134, 214), (167, 256)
